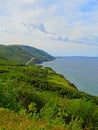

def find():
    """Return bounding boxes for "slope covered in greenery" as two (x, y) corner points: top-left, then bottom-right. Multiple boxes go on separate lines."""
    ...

(0, 59), (98, 130)
(0, 45), (54, 64)
(20, 45), (55, 63)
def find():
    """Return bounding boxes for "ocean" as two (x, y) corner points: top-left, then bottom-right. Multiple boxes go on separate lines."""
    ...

(42, 57), (98, 96)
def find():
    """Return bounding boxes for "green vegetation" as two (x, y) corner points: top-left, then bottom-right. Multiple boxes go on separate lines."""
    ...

(20, 45), (55, 63)
(0, 45), (54, 64)
(0, 58), (98, 130)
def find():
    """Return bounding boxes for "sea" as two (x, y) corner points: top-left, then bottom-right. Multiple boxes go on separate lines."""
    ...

(42, 57), (98, 96)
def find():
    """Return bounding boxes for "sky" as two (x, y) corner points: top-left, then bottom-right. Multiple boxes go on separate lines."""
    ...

(0, 0), (98, 56)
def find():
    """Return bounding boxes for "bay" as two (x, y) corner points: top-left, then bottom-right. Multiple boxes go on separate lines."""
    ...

(42, 57), (98, 96)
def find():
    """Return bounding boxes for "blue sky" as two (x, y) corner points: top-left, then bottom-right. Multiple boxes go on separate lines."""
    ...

(0, 0), (98, 56)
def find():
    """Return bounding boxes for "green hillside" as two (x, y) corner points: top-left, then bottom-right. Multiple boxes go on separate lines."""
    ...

(0, 45), (54, 64)
(0, 59), (98, 130)
(20, 45), (55, 63)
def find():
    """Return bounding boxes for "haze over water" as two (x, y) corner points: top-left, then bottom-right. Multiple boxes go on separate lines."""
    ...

(42, 57), (98, 96)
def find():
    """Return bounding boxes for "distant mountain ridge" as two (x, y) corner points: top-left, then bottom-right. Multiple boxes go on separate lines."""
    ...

(0, 45), (55, 64)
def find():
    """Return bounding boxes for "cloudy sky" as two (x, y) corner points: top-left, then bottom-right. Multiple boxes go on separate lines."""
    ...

(0, 0), (98, 56)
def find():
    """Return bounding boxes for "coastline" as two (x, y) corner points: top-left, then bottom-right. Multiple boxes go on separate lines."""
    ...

(42, 57), (98, 96)
(41, 58), (78, 91)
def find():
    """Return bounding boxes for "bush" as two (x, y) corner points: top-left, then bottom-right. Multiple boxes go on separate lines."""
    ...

(63, 99), (98, 129)
(0, 80), (20, 111)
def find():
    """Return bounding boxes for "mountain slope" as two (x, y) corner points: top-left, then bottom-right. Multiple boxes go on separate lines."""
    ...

(0, 45), (54, 64)
(20, 45), (55, 63)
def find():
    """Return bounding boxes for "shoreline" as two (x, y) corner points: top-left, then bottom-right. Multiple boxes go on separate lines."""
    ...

(41, 57), (98, 96)
(41, 59), (78, 91)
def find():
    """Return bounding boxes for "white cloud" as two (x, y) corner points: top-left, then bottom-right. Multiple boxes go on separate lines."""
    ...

(0, 0), (98, 55)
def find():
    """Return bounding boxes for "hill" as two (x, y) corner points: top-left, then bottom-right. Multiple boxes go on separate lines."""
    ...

(0, 59), (98, 130)
(0, 45), (54, 64)
(20, 45), (55, 63)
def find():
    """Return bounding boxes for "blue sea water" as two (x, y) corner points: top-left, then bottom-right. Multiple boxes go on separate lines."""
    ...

(42, 57), (98, 96)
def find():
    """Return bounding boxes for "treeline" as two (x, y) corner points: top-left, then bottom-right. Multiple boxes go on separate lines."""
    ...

(0, 59), (98, 130)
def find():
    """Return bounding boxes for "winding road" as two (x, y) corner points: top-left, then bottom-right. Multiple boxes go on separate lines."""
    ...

(26, 57), (35, 65)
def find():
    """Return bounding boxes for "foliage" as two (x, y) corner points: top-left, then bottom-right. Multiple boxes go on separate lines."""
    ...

(0, 80), (20, 111)
(63, 99), (98, 129)
(0, 45), (54, 64)
(0, 59), (98, 130)
(66, 118), (83, 130)
(20, 45), (55, 63)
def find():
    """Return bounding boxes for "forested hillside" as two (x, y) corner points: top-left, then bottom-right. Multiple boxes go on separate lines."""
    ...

(0, 45), (54, 64)
(0, 58), (98, 130)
